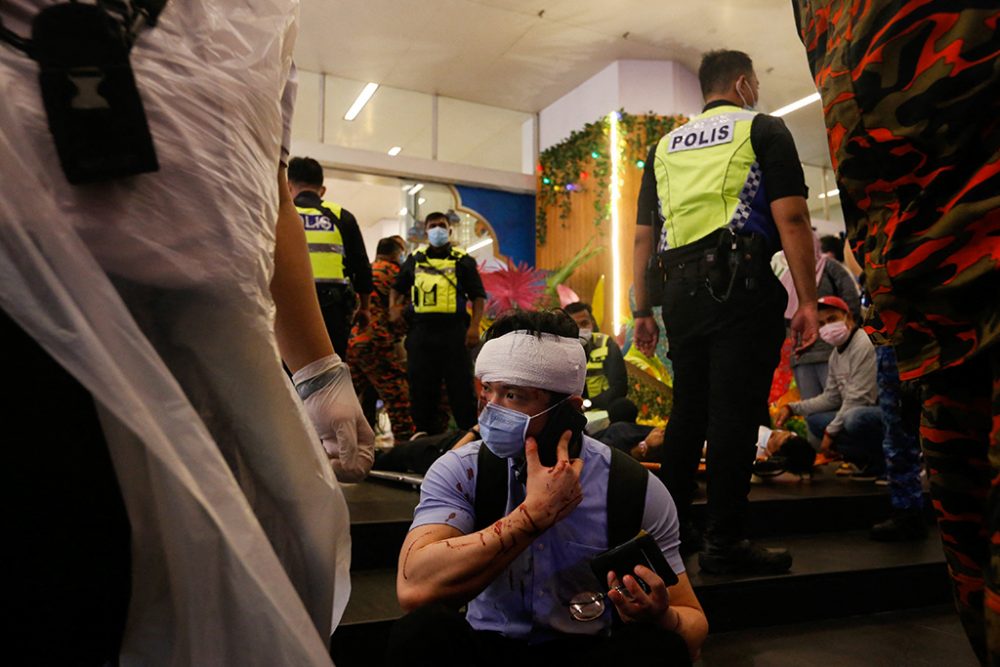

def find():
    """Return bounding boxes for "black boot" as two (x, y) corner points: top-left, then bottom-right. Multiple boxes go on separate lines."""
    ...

(870, 509), (927, 542)
(698, 539), (793, 575)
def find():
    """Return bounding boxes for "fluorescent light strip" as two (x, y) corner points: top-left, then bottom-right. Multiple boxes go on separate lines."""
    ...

(407, 183), (424, 196)
(343, 82), (379, 121)
(466, 238), (493, 253)
(609, 111), (623, 336)
(817, 188), (840, 199)
(771, 92), (821, 118)
(387, 146), (402, 156)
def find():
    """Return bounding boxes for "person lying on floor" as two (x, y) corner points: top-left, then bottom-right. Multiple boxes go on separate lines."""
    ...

(373, 426), (480, 475)
(751, 424), (817, 478)
(387, 310), (707, 666)
(592, 397), (663, 462)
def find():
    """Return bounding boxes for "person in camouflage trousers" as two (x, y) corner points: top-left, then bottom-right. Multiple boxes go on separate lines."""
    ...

(347, 237), (415, 442)
(793, 2), (1000, 661)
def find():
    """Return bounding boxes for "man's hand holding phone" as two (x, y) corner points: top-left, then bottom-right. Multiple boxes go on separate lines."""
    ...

(607, 565), (676, 628)
(522, 431), (583, 533)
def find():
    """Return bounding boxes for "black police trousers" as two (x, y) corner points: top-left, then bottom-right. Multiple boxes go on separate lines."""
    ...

(405, 318), (478, 434)
(317, 282), (357, 359)
(655, 236), (786, 545)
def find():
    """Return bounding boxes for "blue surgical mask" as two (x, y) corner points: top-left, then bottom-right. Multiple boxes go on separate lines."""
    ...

(478, 399), (564, 459)
(427, 226), (449, 248)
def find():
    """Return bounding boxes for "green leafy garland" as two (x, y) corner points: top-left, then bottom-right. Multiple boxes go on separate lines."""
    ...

(536, 111), (687, 245)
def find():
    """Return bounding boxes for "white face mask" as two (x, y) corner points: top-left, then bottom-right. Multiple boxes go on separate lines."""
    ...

(819, 321), (851, 347)
(736, 77), (757, 111)
(578, 328), (593, 343)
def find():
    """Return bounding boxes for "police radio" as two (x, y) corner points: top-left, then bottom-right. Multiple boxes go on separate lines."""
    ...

(0, 1), (167, 184)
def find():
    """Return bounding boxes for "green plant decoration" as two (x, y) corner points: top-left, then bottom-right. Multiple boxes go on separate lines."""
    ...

(536, 111), (687, 246)
(544, 235), (605, 296)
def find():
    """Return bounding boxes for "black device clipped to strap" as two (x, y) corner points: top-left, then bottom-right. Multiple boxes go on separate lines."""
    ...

(0, 1), (167, 184)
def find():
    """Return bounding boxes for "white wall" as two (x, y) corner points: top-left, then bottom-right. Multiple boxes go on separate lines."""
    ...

(617, 60), (702, 118)
(539, 62), (621, 151)
(539, 60), (702, 151)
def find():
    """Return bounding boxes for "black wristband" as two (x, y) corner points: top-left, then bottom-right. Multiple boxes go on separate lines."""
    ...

(633, 309), (653, 318)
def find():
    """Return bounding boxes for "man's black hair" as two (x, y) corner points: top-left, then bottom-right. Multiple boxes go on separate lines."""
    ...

(425, 211), (450, 225)
(820, 235), (845, 262)
(777, 435), (816, 474)
(482, 310), (579, 404)
(287, 156), (324, 187)
(483, 309), (579, 342)
(698, 50), (754, 97)
(562, 302), (591, 317)
(376, 236), (404, 256)
(562, 301), (601, 332)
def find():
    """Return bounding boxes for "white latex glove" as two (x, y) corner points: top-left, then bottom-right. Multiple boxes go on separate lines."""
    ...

(293, 354), (375, 483)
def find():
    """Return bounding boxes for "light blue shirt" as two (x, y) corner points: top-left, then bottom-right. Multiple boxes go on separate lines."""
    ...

(410, 436), (684, 641)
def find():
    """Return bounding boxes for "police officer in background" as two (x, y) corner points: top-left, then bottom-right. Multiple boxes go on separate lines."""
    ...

(563, 301), (628, 410)
(632, 50), (819, 574)
(391, 212), (486, 435)
(288, 156), (373, 358)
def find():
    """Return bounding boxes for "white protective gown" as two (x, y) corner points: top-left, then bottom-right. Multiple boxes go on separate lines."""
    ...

(0, 1), (349, 664)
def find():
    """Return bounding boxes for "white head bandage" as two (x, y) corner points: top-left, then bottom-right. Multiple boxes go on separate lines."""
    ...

(476, 330), (586, 395)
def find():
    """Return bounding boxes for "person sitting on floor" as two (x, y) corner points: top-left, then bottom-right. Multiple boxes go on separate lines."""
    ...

(387, 310), (707, 666)
(776, 296), (884, 481)
(563, 302), (628, 410)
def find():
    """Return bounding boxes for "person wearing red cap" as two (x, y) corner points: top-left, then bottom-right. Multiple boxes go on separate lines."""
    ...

(776, 296), (885, 481)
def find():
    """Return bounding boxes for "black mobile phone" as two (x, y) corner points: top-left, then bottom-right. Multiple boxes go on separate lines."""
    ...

(32, 3), (159, 184)
(534, 400), (587, 467)
(590, 531), (678, 593)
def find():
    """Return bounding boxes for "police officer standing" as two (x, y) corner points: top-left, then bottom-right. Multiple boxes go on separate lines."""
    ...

(288, 156), (374, 358)
(563, 301), (628, 410)
(391, 212), (486, 435)
(632, 50), (819, 574)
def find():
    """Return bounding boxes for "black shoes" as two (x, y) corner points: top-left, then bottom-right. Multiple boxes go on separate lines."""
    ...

(870, 510), (928, 542)
(698, 539), (793, 575)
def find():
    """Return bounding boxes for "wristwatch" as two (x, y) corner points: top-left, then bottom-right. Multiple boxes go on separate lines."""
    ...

(632, 308), (653, 318)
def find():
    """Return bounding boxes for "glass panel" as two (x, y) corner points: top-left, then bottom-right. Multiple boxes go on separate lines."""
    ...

(803, 163), (845, 235)
(323, 76), (434, 159)
(437, 96), (533, 173)
(320, 170), (408, 262)
(399, 181), (501, 266)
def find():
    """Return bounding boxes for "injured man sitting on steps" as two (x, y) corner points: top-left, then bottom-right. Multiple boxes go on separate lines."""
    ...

(388, 310), (707, 666)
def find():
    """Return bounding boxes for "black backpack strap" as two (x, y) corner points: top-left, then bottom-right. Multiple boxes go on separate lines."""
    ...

(607, 447), (649, 548)
(473, 444), (508, 532)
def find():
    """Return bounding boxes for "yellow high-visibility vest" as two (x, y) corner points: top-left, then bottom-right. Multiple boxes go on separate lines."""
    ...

(654, 105), (773, 251)
(585, 333), (611, 397)
(412, 246), (466, 314)
(297, 199), (347, 283)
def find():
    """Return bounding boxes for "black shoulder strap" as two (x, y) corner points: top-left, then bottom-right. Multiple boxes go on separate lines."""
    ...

(607, 447), (649, 548)
(473, 444), (508, 531)
(474, 442), (648, 544)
